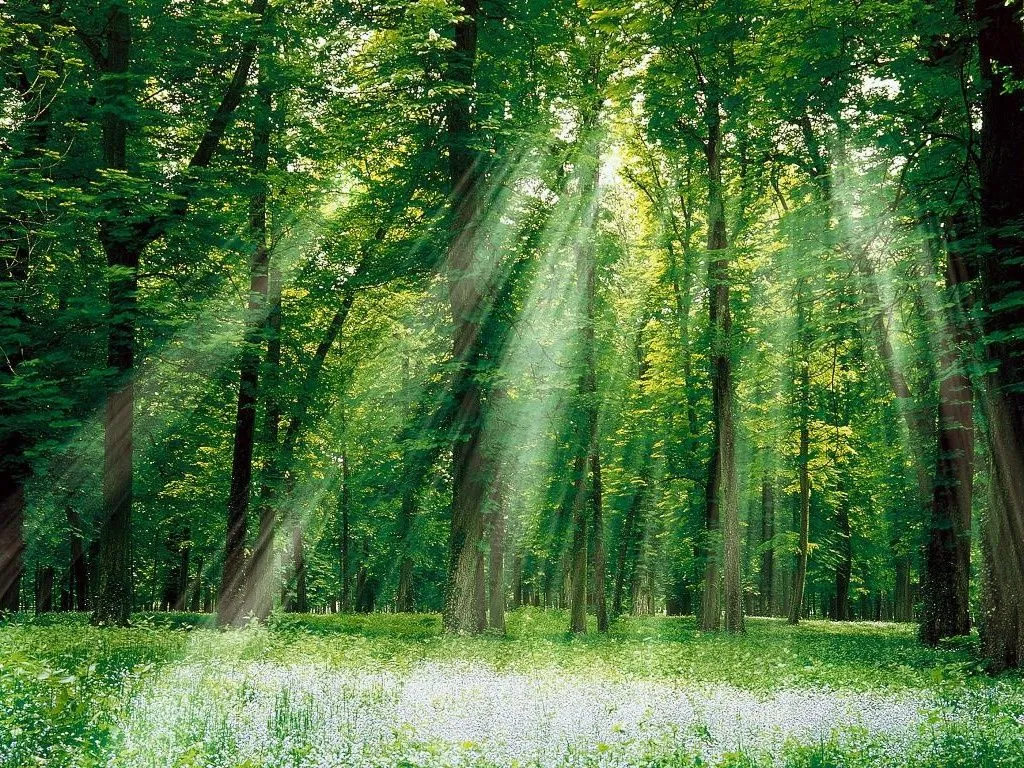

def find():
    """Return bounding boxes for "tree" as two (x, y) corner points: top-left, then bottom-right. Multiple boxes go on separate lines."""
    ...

(975, 0), (1024, 670)
(78, 0), (268, 625)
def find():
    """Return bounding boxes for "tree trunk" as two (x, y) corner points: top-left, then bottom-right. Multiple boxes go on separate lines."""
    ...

(567, 103), (603, 634)
(920, 241), (974, 643)
(251, 265), (281, 622)
(340, 449), (351, 611)
(592, 446), (608, 633)
(189, 556), (203, 612)
(0, 478), (25, 612)
(474, 547), (487, 631)
(701, 92), (741, 633)
(176, 529), (190, 611)
(35, 566), (54, 614)
(976, 0), (1024, 670)
(161, 528), (189, 610)
(698, 117), (722, 631)
(835, 503), (852, 621)
(569, 474), (588, 633)
(760, 477), (775, 616)
(396, 497), (415, 612)
(217, 55), (273, 626)
(92, 4), (136, 628)
(789, 359), (811, 625)
(289, 523), (307, 613)
(442, 0), (487, 635)
(511, 554), (523, 609)
(894, 556), (913, 621)
(396, 361), (418, 613)
(613, 470), (644, 617)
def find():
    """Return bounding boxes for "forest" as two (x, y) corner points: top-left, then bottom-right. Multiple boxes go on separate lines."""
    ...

(2, 0), (1024, 766)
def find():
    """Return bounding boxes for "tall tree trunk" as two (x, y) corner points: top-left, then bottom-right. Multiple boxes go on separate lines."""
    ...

(339, 449), (351, 612)
(395, 484), (416, 612)
(835, 503), (852, 621)
(396, 355), (417, 613)
(93, 5), (136, 626)
(975, 0), (1024, 670)
(701, 93), (741, 633)
(921, 239), (974, 643)
(217, 56), (273, 626)
(161, 528), (188, 610)
(442, 0), (486, 635)
(613, 470), (644, 617)
(354, 539), (374, 612)
(176, 529), (190, 611)
(894, 557), (913, 621)
(592, 445), (608, 633)
(35, 566), (54, 615)
(189, 556), (203, 612)
(289, 523), (307, 613)
(250, 266), (281, 622)
(567, 92), (603, 634)
(0, 479), (25, 612)
(0, 16), (54, 618)
(759, 477), (775, 616)
(789, 350), (811, 624)
(568, 474), (588, 633)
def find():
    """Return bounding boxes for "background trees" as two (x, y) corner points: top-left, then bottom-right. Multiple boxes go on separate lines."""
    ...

(2, 0), (1023, 668)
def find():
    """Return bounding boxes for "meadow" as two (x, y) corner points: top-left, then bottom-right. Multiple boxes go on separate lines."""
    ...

(1, 611), (1022, 768)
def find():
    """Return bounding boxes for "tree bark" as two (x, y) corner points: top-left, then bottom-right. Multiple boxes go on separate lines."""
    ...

(442, 0), (487, 635)
(340, 449), (351, 611)
(397, 356), (417, 613)
(189, 556), (203, 612)
(567, 87), (603, 634)
(250, 266), (281, 622)
(921, 236), (974, 644)
(701, 92), (741, 633)
(92, 4), (136, 626)
(568, 472), (588, 633)
(288, 523), (307, 613)
(975, 0), (1024, 670)
(894, 556), (913, 621)
(217, 55), (272, 626)
(0, 479), (25, 612)
(835, 503), (852, 621)
(355, 539), (374, 612)
(592, 445), (608, 633)
(789, 340), (811, 625)
(613, 470), (644, 618)
(35, 566), (54, 615)
(759, 477), (775, 616)
(395, 482), (416, 612)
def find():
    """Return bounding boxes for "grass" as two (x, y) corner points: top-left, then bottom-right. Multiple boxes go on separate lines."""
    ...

(0, 610), (1021, 767)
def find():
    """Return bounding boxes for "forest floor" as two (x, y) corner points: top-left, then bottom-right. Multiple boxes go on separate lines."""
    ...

(1, 610), (1022, 768)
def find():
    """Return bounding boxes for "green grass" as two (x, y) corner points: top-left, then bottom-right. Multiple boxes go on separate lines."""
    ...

(0, 610), (1021, 768)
